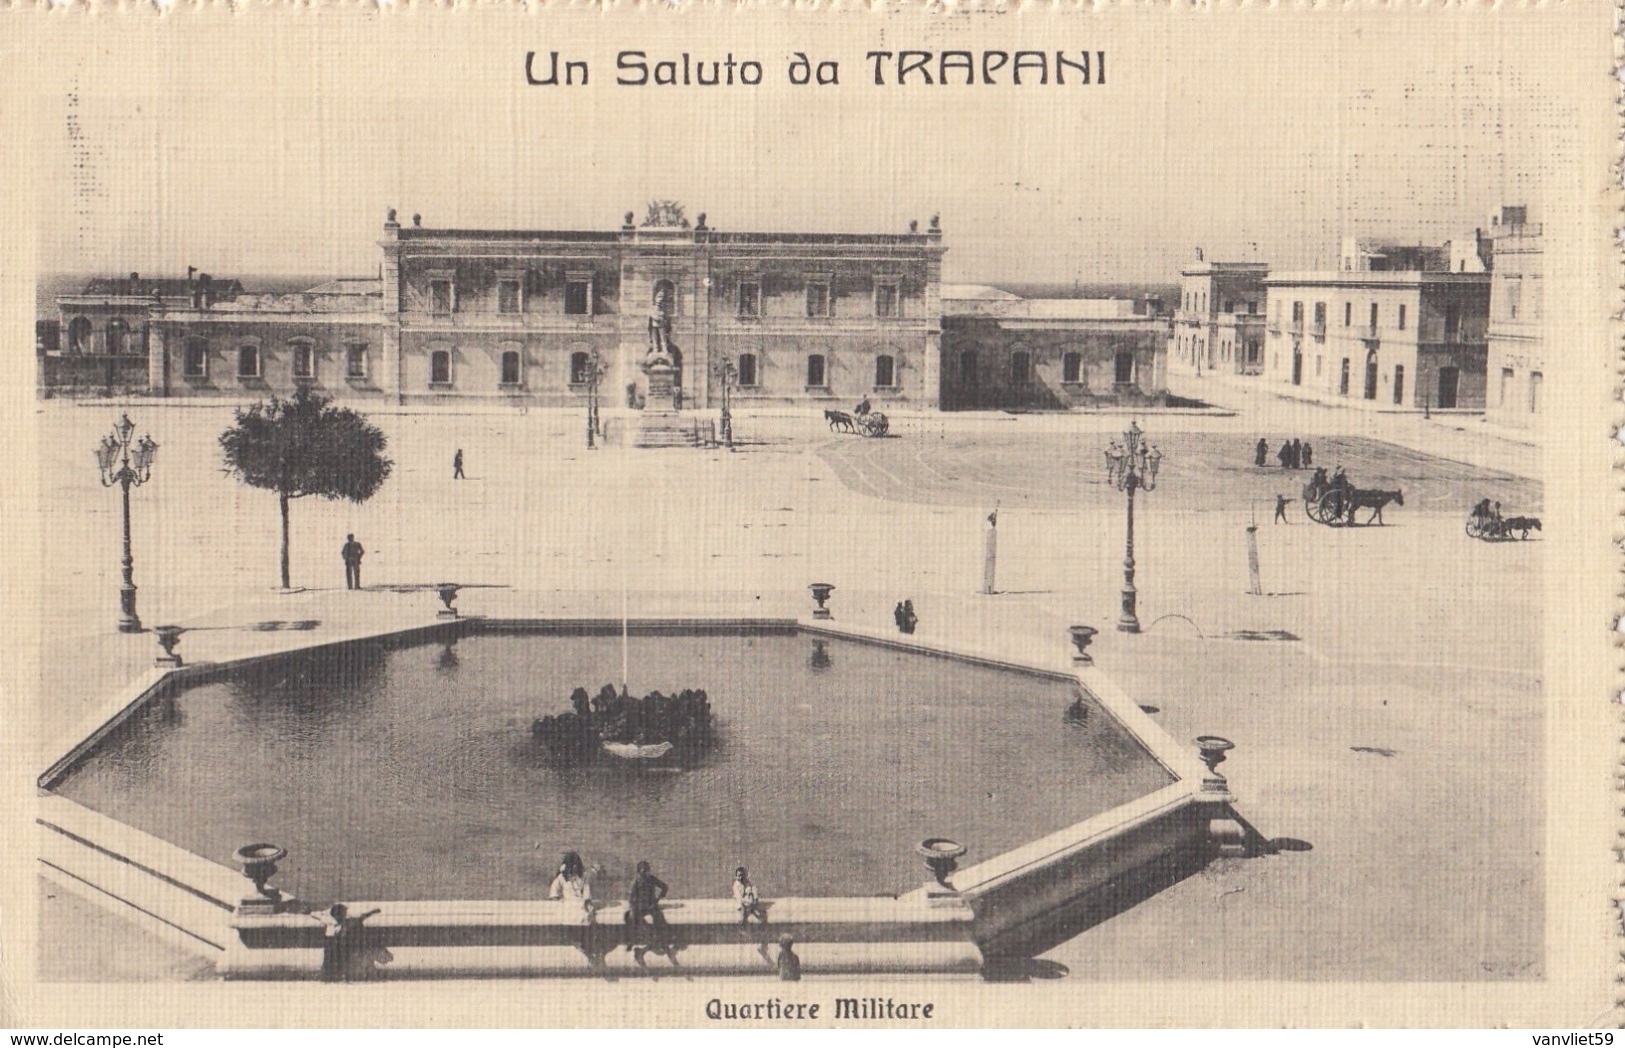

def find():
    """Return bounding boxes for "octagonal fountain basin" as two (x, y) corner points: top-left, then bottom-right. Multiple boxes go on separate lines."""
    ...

(38, 618), (1223, 978)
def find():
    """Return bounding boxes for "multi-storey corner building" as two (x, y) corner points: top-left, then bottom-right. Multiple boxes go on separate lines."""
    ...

(1169, 258), (1268, 376)
(45, 207), (1173, 412)
(1262, 239), (1491, 410)
(1483, 206), (1544, 427)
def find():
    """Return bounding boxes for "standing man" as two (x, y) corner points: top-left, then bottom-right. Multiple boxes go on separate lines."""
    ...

(624, 860), (672, 962)
(1254, 437), (1269, 468)
(341, 534), (364, 591)
(453, 448), (465, 480)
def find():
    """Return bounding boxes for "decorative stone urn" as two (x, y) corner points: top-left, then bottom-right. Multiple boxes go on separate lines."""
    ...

(1068, 625), (1098, 665)
(808, 583), (835, 620)
(436, 583), (461, 619)
(915, 837), (967, 890)
(234, 843), (287, 914)
(1194, 735), (1236, 795)
(154, 625), (184, 666)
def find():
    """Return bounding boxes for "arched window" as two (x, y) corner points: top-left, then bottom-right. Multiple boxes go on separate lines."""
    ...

(1010, 351), (1030, 385)
(1062, 352), (1082, 384)
(67, 317), (92, 354)
(183, 338), (208, 379)
(430, 349), (452, 385)
(1113, 351), (1134, 385)
(237, 343), (261, 379)
(500, 349), (522, 386)
(106, 319), (129, 355)
(806, 354), (826, 388)
(290, 339), (316, 380)
(569, 351), (591, 385)
(874, 354), (895, 389)
(737, 352), (758, 387)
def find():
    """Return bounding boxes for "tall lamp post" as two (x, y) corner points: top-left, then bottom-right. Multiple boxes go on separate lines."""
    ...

(585, 349), (605, 449)
(1104, 420), (1162, 634)
(715, 356), (736, 451)
(95, 414), (158, 633)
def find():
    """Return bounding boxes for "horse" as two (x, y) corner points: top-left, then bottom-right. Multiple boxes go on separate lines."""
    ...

(824, 409), (855, 433)
(1343, 488), (1404, 526)
(1502, 515), (1541, 539)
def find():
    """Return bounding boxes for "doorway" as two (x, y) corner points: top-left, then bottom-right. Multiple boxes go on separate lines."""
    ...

(1437, 367), (1459, 409)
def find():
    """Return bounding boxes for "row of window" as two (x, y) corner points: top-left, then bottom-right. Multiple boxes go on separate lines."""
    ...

(1497, 367), (1543, 414)
(957, 350), (1136, 386)
(420, 276), (906, 320)
(1181, 291), (1259, 315)
(1279, 299), (1456, 336)
(65, 317), (143, 355)
(183, 340), (371, 382)
(182, 341), (903, 391)
(435, 276), (597, 316)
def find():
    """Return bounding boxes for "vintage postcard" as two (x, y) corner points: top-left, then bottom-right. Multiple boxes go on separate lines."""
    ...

(2, 4), (1618, 1031)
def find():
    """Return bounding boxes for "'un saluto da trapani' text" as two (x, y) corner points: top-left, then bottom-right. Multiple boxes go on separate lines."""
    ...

(525, 50), (1106, 87)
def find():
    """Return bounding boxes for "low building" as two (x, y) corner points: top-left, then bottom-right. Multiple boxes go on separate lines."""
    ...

(45, 272), (244, 396)
(1483, 206), (1544, 427)
(1169, 258), (1268, 376)
(1262, 243), (1491, 410)
(939, 289), (1170, 410)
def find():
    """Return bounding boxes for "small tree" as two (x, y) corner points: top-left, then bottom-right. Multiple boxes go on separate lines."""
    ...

(220, 388), (393, 590)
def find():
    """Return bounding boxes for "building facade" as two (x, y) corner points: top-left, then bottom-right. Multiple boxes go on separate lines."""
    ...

(1169, 259), (1268, 376)
(1483, 206), (1544, 428)
(1262, 246), (1491, 410)
(47, 208), (1175, 413)
(939, 288), (1170, 410)
(103, 209), (946, 410)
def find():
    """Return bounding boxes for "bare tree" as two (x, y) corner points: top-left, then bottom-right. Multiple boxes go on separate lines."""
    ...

(219, 389), (392, 590)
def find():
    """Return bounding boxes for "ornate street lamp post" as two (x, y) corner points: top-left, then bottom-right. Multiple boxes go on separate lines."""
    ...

(1104, 421), (1162, 634)
(585, 349), (605, 449)
(715, 356), (736, 451)
(95, 413), (159, 633)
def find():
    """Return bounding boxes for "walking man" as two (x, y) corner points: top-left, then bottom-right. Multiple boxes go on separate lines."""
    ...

(1274, 495), (1291, 524)
(453, 448), (465, 479)
(341, 534), (365, 591)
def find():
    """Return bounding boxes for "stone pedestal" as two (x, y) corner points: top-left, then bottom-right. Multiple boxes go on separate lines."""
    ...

(635, 358), (700, 448)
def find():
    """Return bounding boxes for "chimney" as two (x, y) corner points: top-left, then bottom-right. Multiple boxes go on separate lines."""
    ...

(200, 273), (214, 310)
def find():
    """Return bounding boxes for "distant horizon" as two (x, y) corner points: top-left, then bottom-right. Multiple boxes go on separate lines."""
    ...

(31, 13), (1573, 286)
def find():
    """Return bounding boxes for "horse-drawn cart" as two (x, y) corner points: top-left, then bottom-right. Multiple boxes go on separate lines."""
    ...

(1302, 475), (1404, 527)
(1466, 509), (1541, 541)
(824, 407), (890, 437)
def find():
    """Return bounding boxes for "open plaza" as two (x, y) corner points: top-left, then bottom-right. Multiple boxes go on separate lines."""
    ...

(31, 364), (1548, 985)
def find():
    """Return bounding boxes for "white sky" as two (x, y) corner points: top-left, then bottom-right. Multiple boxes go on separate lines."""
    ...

(29, 7), (1596, 284)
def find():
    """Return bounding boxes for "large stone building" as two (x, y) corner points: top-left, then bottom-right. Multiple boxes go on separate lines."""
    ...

(1483, 206), (1544, 428)
(135, 208), (945, 410)
(1262, 238), (1491, 410)
(45, 208), (1172, 413)
(1169, 257), (1267, 376)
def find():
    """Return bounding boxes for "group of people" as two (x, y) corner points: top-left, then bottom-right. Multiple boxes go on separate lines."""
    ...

(1256, 437), (1313, 470)
(547, 853), (790, 973)
(1471, 498), (1504, 524)
(893, 599), (918, 635)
